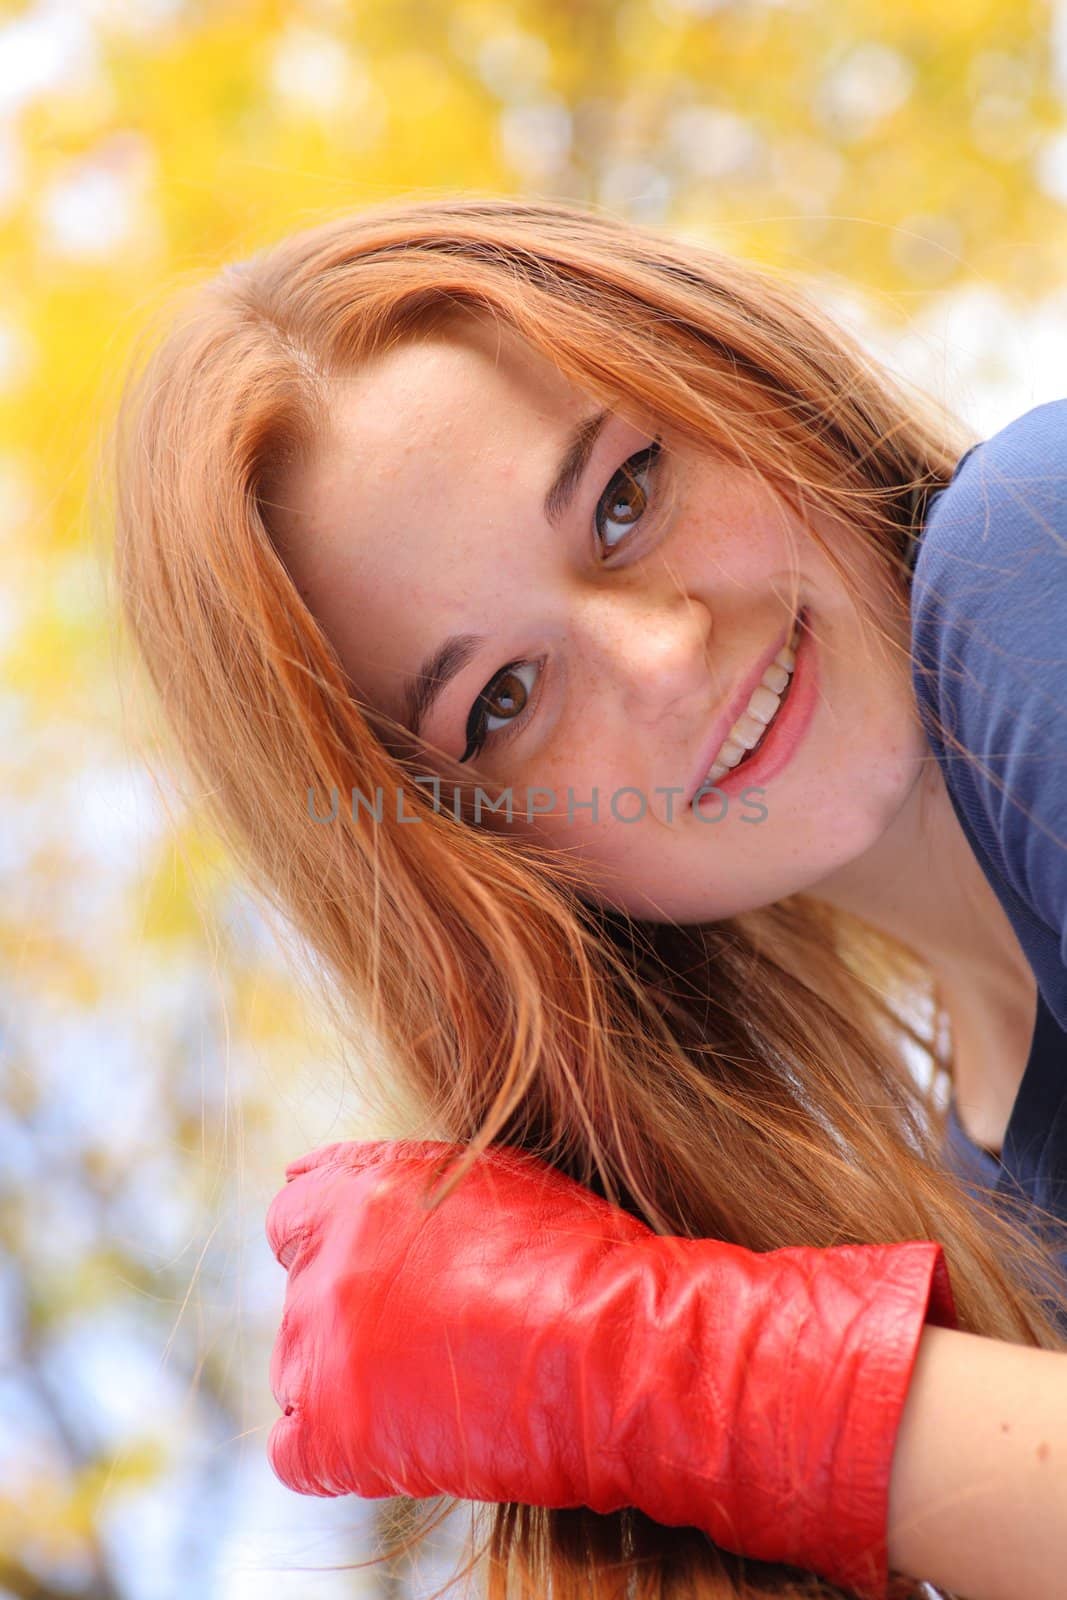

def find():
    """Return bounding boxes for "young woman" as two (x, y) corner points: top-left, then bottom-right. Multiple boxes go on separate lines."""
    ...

(109, 195), (1067, 1600)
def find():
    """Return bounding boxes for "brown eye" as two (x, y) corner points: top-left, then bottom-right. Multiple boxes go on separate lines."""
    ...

(485, 669), (527, 720)
(461, 660), (539, 764)
(595, 442), (662, 552)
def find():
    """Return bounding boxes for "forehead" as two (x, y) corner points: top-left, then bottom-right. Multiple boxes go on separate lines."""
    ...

(265, 314), (597, 730)
(274, 314), (587, 554)
(331, 312), (581, 448)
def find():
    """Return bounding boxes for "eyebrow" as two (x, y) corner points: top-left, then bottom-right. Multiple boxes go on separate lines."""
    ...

(401, 407), (612, 739)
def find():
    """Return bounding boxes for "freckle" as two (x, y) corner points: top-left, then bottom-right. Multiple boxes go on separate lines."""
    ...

(1038, 1441), (1050, 1463)
(1001, 1422), (1011, 1433)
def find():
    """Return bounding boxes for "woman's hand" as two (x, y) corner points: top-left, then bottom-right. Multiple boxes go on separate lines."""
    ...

(266, 1139), (957, 1600)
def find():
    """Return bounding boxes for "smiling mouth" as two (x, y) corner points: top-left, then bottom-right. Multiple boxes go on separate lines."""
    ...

(726, 667), (797, 773)
(693, 609), (805, 794)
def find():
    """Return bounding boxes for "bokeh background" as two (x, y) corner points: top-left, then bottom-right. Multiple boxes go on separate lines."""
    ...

(2, 1), (1066, 1596)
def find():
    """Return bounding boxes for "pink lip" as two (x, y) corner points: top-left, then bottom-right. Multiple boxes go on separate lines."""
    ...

(686, 612), (809, 808)
(692, 613), (816, 805)
(700, 617), (815, 799)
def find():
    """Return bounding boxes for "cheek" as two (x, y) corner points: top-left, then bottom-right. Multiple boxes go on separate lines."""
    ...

(864, 712), (931, 825)
(669, 475), (790, 569)
(505, 741), (654, 869)
(792, 707), (927, 865)
(507, 733), (621, 823)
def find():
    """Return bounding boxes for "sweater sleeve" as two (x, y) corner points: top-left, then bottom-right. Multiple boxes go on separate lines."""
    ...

(909, 400), (1067, 971)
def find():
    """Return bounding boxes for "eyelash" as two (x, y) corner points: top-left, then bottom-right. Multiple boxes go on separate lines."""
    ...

(459, 441), (664, 765)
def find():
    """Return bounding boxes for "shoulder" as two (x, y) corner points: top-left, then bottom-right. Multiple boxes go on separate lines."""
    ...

(914, 399), (1067, 599)
(908, 398), (1067, 956)
(910, 400), (1067, 705)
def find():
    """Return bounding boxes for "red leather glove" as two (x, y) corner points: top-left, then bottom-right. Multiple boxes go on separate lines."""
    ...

(266, 1139), (957, 1600)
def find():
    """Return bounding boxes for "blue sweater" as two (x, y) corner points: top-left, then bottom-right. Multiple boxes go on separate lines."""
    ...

(909, 399), (1067, 1319)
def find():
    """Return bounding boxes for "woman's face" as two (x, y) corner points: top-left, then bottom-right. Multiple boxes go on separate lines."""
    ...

(271, 312), (929, 923)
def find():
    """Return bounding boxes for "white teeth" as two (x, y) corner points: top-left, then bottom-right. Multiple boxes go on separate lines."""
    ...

(696, 617), (802, 794)
(762, 661), (791, 695)
(747, 684), (783, 725)
(705, 742), (748, 783)
(731, 710), (768, 750)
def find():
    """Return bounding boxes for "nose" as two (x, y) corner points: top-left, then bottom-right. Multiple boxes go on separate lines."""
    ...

(572, 574), (713, 726)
